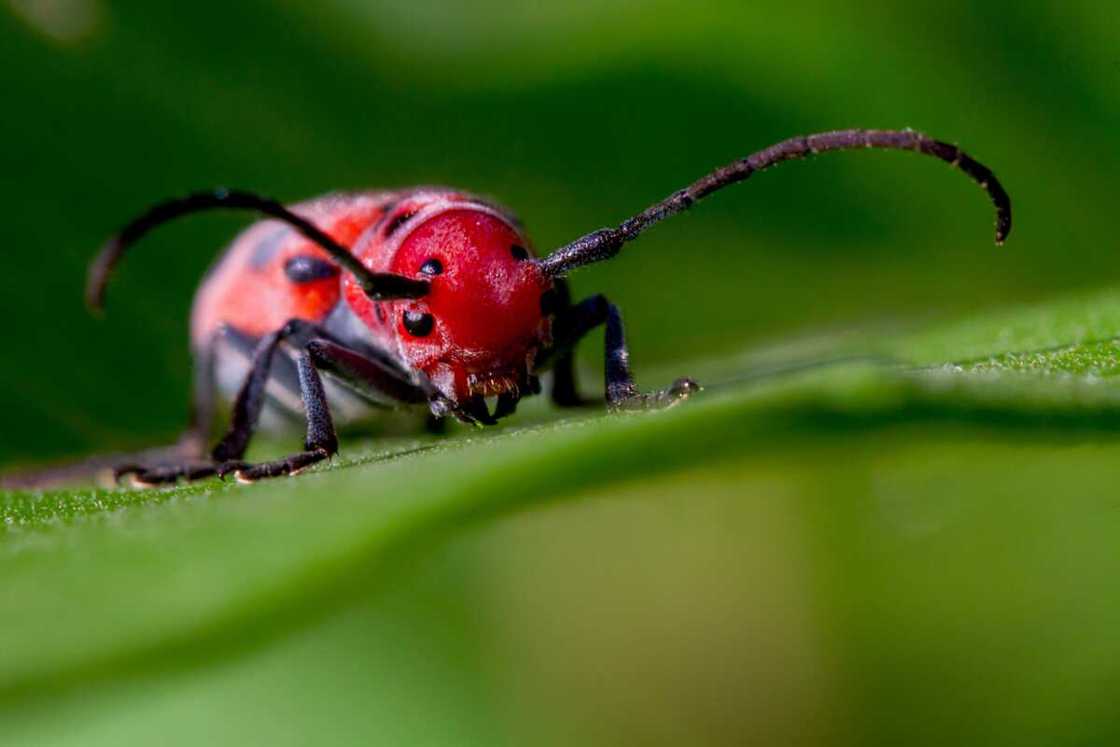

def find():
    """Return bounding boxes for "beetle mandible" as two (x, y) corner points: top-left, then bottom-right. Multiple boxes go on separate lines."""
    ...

(88, 129), (1012, 485)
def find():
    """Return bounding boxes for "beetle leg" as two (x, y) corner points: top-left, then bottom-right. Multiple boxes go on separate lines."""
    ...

(551, 295), (701, 411)
(208, 327), (287, 462)
(302, 338), (429, 407)
(209, 318), (408, 462)
(116, 460), (223, 487)
(217, 323), (306, 423)
(543, 278), (594, 407)
(230, 335), (442, 482)
(117, 336), (338, 486)
(549, 350), (592, 408)
(117, 319), (430, 486)
(228, 350), (337, 483)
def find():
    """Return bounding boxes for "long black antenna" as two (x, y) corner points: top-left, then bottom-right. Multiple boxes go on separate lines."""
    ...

(539, 129), (1012, 277)
(87, 188), (429, 311)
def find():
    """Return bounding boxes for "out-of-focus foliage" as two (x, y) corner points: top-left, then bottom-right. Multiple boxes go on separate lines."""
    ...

(2, 2), (1119, 745)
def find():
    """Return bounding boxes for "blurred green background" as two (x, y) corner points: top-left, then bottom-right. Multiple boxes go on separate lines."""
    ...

(3, 1), (1120, 745)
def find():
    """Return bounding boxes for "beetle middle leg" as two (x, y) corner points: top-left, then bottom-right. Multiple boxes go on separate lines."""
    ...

(549, 295), (700, 411)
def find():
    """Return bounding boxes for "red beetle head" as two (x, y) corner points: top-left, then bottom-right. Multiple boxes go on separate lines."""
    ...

(346, 205), (555, 418)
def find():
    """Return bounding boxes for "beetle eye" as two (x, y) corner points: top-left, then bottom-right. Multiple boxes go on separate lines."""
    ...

(420, 258), (443, 276)
(510, 244), (529, 260)
(402, 310), (434, 337)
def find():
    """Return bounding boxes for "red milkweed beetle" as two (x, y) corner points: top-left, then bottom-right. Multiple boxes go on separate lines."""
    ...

(89, 129), (1011, 485)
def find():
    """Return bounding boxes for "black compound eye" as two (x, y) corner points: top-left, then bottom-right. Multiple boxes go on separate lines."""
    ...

(402, 310), (434, 337)
(510, 244), (529, 260)
(420, 258), (443, 276)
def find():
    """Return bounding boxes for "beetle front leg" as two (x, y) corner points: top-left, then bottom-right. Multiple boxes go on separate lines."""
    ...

(554, 295), (700, 411)
(118, 319), (331, 487)
(118, 329), (337, 486)
(118, 320), (434, 487)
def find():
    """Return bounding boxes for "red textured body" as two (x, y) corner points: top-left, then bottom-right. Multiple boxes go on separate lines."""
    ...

(191, 189), (555, 404)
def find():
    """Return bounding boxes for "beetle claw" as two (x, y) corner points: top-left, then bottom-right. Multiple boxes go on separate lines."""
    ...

(128, 474), (158, 489)
(230, 449), (331, 483)
(609, 376), (701, 413)
(215, 460), (249, 480)
(460, 394), (498, 426)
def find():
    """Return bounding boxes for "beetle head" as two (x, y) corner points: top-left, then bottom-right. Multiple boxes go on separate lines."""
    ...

(346, 207), (555, 421)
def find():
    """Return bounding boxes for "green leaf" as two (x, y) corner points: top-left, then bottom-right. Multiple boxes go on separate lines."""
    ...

(5, 370), (1120, 744)
(9, 280), (1120, 744)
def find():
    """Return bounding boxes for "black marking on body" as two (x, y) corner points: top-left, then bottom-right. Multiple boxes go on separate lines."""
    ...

(383, 209), (419, 237)
(402, 310), (434, 337)
(250, 226), (293, 269)
(510, 244), (529, 260)
(285, 255), (340, 283)
(374, 201), (398, 224)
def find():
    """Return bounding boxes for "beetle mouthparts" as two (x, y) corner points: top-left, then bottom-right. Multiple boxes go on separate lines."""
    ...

(466, 372), (520, 398)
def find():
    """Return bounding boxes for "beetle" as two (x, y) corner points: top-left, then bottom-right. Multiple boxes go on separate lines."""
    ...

(88, 128), (1011, 485)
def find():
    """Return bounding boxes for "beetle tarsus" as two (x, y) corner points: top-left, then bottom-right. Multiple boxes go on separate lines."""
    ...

(549, 294), (701, 413)
(607, 376), (701, 412)
(233, 448), (331, 483)
(113, 451), (333, 488)
(116, 460), (221, 487)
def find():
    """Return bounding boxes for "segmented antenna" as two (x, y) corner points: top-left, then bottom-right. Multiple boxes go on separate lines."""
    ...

(540, 129), (1012, 277)
(87, 188), (429, 311)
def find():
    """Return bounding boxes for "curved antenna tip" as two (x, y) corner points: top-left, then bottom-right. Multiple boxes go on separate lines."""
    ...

(995, 211), (1012, 246)
(85, 237), (119, 315)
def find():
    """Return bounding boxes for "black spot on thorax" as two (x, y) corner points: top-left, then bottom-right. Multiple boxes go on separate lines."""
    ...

(383, 209), (419, 238)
